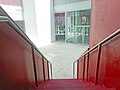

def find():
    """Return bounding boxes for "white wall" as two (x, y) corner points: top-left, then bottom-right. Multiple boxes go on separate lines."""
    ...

(22, 0), (39, 46)
(54, 0), (65, 6)
(66, 0), (86, 4)
(1, 5), (23, 21)
(34, 0), (51, 47)
(54, 1), (91, 13)
(54, 0), (89, 6)
(22, 0), (51, 48)
(51, 0), (56, 42)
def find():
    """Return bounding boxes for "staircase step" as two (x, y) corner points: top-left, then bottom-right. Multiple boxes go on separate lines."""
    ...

(29, 79), (115, 90)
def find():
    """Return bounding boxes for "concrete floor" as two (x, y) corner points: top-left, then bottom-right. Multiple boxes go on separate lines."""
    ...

(39, 42), (88, 79)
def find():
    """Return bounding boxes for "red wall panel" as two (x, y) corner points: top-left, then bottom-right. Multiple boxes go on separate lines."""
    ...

(90, 0), (120, 47)
(34, 50), (44, 84)
(88, 49), (98, 83)
(90, 0), (120, 89)
(44, 59), (49, 80)
(98, 36), (120, 89)
(84, 55), (88, 81)
(77, 58), (84, 79)
(0, 22), (35, 89)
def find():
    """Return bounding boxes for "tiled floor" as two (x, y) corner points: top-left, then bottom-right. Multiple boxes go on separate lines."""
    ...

(39, 42), (88, 79)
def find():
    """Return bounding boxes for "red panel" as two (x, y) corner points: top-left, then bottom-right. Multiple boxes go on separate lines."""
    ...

(84, 54), (88, 81)
(34, 50), (44, 84)
(90, 0), (120, 89)
(0, 22), (35, 89)
(44, 59), (49, 80)
(90, 0), (120, 48)
(98, 35), (120, 89)
(88, 49), (98, 83)
(77, 58), (84, 79)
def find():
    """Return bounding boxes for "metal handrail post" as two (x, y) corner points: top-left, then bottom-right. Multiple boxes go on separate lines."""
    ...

(95, 45), (102, 84)
(83, 56), (86, 81)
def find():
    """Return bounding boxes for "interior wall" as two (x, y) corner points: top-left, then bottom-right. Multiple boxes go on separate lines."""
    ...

(54, 0), (65, 6)
(66, 0), (87, 4)
(54, 1), (91, 16)
(22, 0), (39, 46)
(89, 0), (120, 89)
(54, 0), (89, 6)
(34, 0), (51, 47)
(51, 0), (56, 42)
(90, 0), (120, 47)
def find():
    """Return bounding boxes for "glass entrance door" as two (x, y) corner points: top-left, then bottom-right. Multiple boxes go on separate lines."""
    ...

(65, 10), (91, 45)
(55, 13), (65, 41)
(75, 26), (90, 44)
(66, 12), (75, 43)
(74, 10), (90, 45)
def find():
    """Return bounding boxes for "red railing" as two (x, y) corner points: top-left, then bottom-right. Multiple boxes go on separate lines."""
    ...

(0, 16), (52, 89)
(73, 29), (120, 89)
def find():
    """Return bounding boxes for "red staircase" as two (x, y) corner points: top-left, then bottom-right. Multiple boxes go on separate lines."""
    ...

(30, 79), (115, 90)
(0, 6), (119, 90)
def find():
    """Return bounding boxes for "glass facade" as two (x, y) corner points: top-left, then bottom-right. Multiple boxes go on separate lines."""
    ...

(66, 10), (91, 45)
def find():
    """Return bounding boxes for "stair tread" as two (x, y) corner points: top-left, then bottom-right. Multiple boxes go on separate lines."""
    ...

(29, 79), (115, 90)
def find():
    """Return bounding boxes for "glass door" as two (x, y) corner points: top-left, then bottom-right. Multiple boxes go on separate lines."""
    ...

(55, 13), (65, 41)
(66, 12), (75, 43)
(74, 10), (90, 45)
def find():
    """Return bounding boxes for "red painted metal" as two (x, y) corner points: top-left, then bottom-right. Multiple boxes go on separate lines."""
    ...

(83, 56), (86, 81)
(97, 36), (120, 89)
(84, 54), (88, 81)
(29, 79), (115, 90)
(77, 57), (84, 79)
(32, 47), (38, 87)
(34, 49), (44, 84)
(95, 45), (102, 84)
(0, 22), (35, 89)
(0, 21), (52, 89)
(88, 49), (98, 83)
(0, 6), (52, 89)
(42, 55), (46, 82)
(86, 48), (90, 81)
(47, 61), (50, 80)
(90, 0), (120, 48)
(44, 58), (49, 81)
(89, 0), (120, 89)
